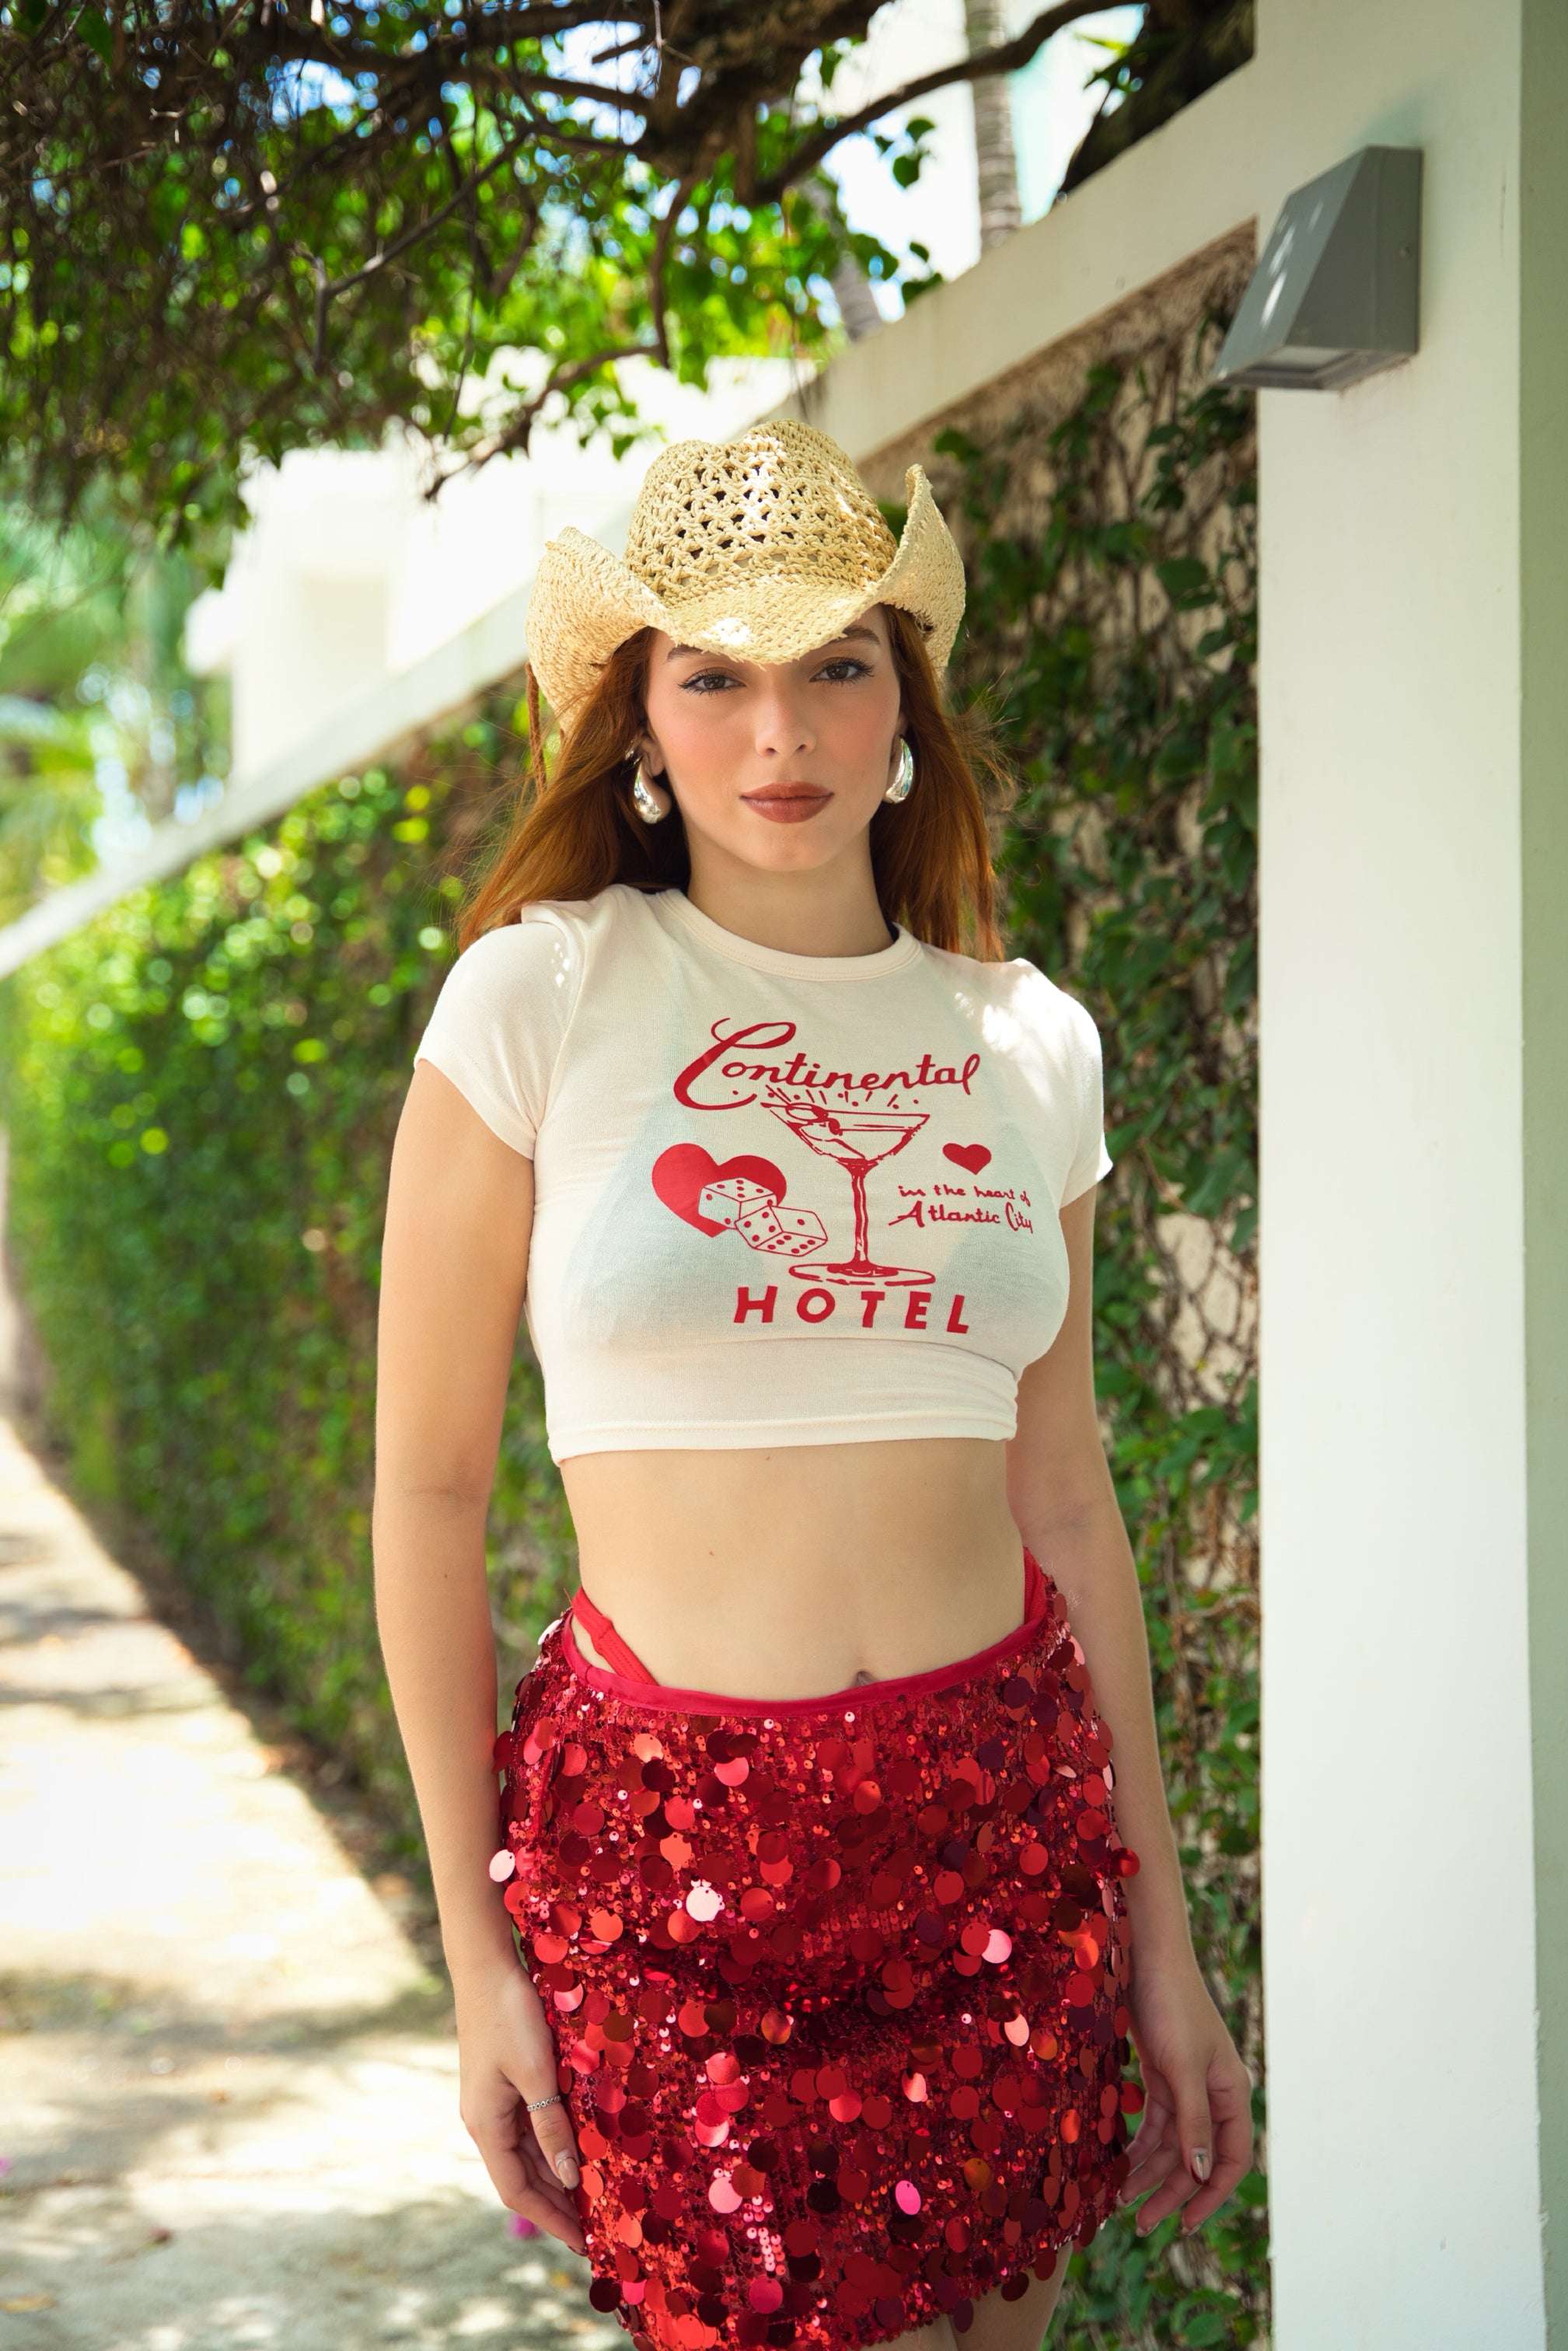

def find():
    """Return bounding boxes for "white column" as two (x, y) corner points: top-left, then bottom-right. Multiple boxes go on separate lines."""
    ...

(1519, 1), (1568, 2338)
(1259, 0), (1563, 2339)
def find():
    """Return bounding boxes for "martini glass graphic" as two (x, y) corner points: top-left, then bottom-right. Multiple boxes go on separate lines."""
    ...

(763, 1090), (933, 1287)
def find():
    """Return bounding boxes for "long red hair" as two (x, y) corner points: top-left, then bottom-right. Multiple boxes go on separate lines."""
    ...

(460, 609), (1003, 959)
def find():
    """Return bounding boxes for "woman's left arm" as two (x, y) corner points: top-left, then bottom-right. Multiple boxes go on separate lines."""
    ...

(1007, 1187), (1254, 2237)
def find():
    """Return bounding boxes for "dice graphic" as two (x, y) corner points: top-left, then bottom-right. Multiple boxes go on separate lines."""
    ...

(735, 1198), (787, 1250)
(747, 1207), (827, 1258)
(700, 1177), (778, 1228)
(699, 1178), (826, 1256)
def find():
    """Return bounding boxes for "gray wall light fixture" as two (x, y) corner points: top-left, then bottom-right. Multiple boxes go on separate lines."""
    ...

(1213, 146), (1422, 392)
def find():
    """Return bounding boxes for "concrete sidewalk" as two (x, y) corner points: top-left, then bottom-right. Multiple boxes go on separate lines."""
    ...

(0, 1413), (615, 2351)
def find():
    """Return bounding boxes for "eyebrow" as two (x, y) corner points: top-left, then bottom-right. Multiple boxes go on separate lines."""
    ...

(665, 625), (881, 662)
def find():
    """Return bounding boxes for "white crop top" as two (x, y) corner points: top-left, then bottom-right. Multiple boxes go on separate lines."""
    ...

(414, 886), (1110, 1462)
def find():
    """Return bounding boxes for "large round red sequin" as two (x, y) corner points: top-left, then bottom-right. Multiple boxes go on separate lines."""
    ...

(498, 1583), (1136, 2351)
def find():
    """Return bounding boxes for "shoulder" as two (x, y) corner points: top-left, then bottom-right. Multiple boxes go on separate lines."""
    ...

(417, 896), (641, 1155)
(421, 901), (599, 1071)
(445, 886), (651, 996)
(455, 894), (595, 973)
(917, 941), (1102, 1060)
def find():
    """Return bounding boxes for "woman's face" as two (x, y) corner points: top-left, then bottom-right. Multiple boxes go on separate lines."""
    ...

(639, 606), (904, 882)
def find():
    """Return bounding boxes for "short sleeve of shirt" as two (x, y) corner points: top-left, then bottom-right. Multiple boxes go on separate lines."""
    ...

(414, 912), (583, 1158)
(1059, 990), (1112, 1204)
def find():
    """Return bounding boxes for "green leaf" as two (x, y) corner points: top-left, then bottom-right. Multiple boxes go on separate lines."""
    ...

(74, 2), (112, 62)
(1155, 554), (1212, 609)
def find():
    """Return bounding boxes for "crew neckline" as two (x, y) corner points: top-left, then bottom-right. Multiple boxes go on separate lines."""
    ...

(651, 888), (923, 982)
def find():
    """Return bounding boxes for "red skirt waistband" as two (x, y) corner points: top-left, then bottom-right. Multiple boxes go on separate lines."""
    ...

(560, 1549), (1052, 1719)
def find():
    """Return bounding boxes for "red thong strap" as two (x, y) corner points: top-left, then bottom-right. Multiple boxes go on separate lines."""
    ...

(571, 1585), (658, 1683)
(571, 1550), (1049, 1690)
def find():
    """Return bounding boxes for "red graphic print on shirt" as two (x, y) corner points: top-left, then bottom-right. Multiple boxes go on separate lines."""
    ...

(641, 1015), (1043, 1340)
(751, 1092), (932, 1288)
(650, 1144), (790, 1237)
(670, 1018), (980, 1113)
(648, 1015), (1030, 1305)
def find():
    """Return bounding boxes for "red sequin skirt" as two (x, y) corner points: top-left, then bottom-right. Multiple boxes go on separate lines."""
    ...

(494, 1575), (1138, 2351)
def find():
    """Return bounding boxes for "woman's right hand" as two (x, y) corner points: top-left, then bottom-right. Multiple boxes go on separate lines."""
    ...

(454, 1956), (585, 2252)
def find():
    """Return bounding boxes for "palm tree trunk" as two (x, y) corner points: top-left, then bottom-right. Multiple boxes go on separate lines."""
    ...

(828, 247), (884, 341)
(965, 0), (1023, 250)
(797, 180), (883, 341)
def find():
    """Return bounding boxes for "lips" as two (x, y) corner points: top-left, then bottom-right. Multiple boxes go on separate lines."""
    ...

(742, 784), (831, 824)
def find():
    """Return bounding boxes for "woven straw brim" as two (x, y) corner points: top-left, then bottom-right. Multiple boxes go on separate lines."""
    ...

(526, 463), (966, 729)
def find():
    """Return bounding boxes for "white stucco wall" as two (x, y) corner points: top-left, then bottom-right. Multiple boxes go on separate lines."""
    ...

(1254, 4), (1547, 2339)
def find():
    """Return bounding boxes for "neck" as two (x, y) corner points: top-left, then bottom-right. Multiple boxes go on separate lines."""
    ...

(684, 844), (892, 960)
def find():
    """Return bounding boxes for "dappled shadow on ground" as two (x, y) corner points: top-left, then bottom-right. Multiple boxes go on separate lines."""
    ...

(1, 2186), (617, 2351)
(1, 1965), (458, 2180)
(0, 1403), (609, 2351)
(1, 1961), (616, 2351)
(1, 1956), (621, 2351)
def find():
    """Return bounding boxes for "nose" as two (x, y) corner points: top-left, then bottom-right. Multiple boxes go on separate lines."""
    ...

(752, 669), (815, 760)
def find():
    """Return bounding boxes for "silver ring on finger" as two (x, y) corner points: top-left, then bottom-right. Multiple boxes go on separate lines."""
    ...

(526, 2092), (565, 2112)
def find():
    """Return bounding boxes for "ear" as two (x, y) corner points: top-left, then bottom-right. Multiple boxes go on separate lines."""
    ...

(637, 729), (667, 781)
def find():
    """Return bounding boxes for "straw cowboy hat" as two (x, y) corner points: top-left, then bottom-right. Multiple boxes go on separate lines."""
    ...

(525, 418), (966, 728)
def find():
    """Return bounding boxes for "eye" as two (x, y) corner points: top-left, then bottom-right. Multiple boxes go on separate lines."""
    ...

(679, 668), (742, 694)
(812, 656), (873, 683)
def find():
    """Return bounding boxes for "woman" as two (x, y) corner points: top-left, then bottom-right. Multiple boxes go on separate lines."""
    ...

(375, 421), (1252, 2351)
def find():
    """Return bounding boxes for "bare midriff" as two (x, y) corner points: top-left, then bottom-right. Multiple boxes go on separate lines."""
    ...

(558, 1435), (1024, 1700)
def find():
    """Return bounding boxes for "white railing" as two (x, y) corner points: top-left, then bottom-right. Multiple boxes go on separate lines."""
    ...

(0, 572), (537, 982)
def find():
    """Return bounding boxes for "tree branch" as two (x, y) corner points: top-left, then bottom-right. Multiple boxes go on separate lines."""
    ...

(229, 0), (651, 75)
(754, 0), (1108, 200)
(649, 172), (697, 368)
(450, 339), (662, 475)
(306, 125), (531, 338)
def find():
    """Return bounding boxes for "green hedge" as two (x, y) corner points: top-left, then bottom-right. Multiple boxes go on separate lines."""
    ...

(0, 718), (575, 1830)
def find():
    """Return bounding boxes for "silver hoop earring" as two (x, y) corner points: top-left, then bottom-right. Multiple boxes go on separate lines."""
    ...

(883, 739), (915, 805)
(631, 763), (671, 826)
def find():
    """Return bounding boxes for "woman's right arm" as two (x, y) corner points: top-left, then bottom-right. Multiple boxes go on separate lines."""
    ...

(374, 1060), (583, 2249)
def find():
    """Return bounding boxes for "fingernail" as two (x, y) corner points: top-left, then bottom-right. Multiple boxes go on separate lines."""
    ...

(1189, 2149), (1211, 2183)
(554, 2153), (580, 2189)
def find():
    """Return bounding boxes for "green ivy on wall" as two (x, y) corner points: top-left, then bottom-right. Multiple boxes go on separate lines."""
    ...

(940, 336), (1264, 2344)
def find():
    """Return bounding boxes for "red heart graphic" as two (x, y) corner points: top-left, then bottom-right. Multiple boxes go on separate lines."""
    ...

(651, 1144), (787, 1235)
(943, 1144), (992, 1176)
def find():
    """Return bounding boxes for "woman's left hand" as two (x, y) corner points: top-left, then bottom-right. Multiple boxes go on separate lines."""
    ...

(1119, 1958), (1254, 2236)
